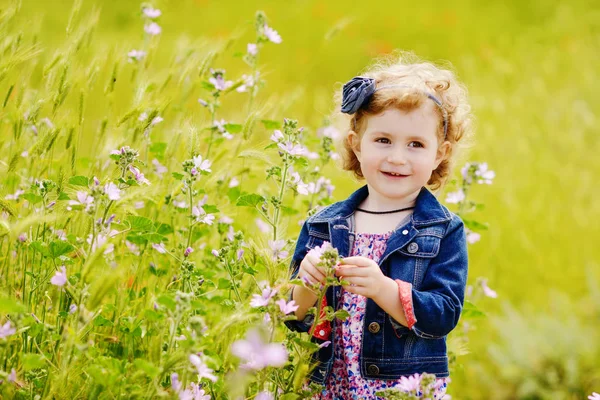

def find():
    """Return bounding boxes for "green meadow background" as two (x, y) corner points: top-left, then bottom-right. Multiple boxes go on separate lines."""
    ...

(3, 0), (600, 398)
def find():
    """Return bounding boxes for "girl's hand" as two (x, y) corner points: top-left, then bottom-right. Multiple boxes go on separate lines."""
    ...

(334, 256), (388, 299)
(298, 252), (327, 292)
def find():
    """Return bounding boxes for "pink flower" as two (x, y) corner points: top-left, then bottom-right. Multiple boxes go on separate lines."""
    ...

(87, 233), (114, 254)
(50, 266), (68, 287)
(247, 43), (258, 55)
(67, 191), (94, 211)
(263, 25), (282, 44)
(479, 278), (498, 298)
(268, 240), (288, 260)
(270, 130), (284, 143)
(129, 165), (151, 185)
(317, 125), (340, 139)
(307, 241), (333, 260)
(211, 249), (219, 257)
(184, 247), (193, 257)
(208, 73), (233, 91)
(588, 393), (600, 400)
(69, 304), (78, 314)
(277, 141), (307, 156)
(256, 392), (273, 400)
(191, 155), (212, 173)
(218, 214), (233, 224)
(466, 228), (481, 244)
(255, 218), (270, 233)
(236, 248), (244, 260)
(445, 189), (465, 204)
(0, 321), (16, 339)
(397, 373), (422, 392)
(127, 49), (146, 62)
(104, 182), (121, 201)
(144, 22), (162, 35)
(126, 240), (140, 255)
(230, 329), (288, 370)
(228, 177), (239, 188)
(152, 158), (168, 176)
(275, 299), (299, 315)
(475, 162), (495, 184)
(152, 243), (168, 254)
(142, 7), (161, 19)
(250, 285), (278, 308)
(192, 204), (215, 225)
(189, 353), (218, 382)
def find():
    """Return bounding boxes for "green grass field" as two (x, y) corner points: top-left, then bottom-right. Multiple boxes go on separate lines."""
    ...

(1, 0), (599, 398)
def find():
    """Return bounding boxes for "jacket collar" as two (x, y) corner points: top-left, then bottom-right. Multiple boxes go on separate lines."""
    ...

(309, 184), (452, 227)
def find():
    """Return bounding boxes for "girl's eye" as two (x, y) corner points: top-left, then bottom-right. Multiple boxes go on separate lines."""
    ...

(375, 138), (390, 144)
(408, 141), (424, 148)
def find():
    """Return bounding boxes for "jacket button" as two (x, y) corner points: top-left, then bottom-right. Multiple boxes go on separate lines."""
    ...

(367, 364), (380, 375)
(407, 242), (419, 253)
(368, 322), (380, 333)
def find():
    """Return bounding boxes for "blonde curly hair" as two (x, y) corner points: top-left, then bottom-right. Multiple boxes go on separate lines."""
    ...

(333, 51), (475, 192)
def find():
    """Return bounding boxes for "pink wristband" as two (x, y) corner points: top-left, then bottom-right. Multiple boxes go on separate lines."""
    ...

(395, 279), (417, 330)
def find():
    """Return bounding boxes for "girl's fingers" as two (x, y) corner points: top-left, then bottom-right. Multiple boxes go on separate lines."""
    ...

(301, 260), (326, 283)
(335, 266), (366, 277)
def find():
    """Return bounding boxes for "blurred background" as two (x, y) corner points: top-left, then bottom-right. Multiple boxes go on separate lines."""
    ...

(9, 0), (600, 397)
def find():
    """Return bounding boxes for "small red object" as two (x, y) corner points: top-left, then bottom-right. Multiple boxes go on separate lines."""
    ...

(311, 296), (331, 340)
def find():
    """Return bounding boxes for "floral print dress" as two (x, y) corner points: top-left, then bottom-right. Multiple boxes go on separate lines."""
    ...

(313, 229), (450, 400)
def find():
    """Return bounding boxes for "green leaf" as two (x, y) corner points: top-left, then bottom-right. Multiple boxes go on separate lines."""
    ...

(57, 192), (70, 200)
(156, 223), (173, 235)
(463, 219), (488, 231)
(217, 278), (231, 289)
(29, 241), (50, 257)
(126, 216), (155, 232)
(0, 296), (26, 313)
(224, 123), (243, 133)
(261, 119), (281, 129)
(140, 233), (167, 244)
(68, 176), (89, 186)
(172, 172), (184, 180)
(156, 294), (176, 311)
(462, 300), (485, 319)
(48, 240), (74, 258)
(22, 353), (46, 371)
(280, 394), (301, 400)
(133, 359), (161, 379)
(202, 204), (219, 213)
(21, 193), (42, 204)
(236, 194), (265, 207)
(149, 142), (167, 156)
(280, 206), (299, 216)
(93, 315), (114, 327)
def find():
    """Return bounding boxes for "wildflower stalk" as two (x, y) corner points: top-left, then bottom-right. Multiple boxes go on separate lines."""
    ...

(272, 162), (289, 241)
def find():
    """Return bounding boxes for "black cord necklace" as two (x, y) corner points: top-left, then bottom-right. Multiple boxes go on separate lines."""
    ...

(355, 206), (415, 215)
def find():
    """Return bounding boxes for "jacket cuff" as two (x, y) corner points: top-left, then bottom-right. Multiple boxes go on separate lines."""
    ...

(395, 279), (417, 330)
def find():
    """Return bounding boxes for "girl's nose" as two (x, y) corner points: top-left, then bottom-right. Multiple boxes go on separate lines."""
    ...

(386, 151), (407, 164)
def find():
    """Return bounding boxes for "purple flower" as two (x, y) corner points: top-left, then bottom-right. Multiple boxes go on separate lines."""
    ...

(104, 182), (121, 201)
(192, 204), (215, 225)
(236, 248), (244, 260)
(87, 233), (114, 254)
(230, 329), (288, 370)
(317, 125), (340, 139)
(475, 162), (495, 184)
(255, 218), (270, 233)
(69, 304), (78, 314)
(211, 249), (219, 257)
(198, 98), (208, 107)
(126, 240), (140, 256)
(318, 340), (331, 349)
(144, 22), (162, 36)
(5, 189), (24, 200)
(184, 247), (193, 257)
(275, 299), (299, 315)
(142, 7), (161, 18)
(226, 226), (235, 242)
(466, 229), (481, 244)
(247, 43), (258, 55)
(18, 233), (27, 242)
(171, 372), (182, 392)
(263, 25), (282, 44)
(152, 243), (168, 254)
(268, 240), (288, 260)
(228, 177), (239, 188)
(7, 368), (16, 383)
(588, 393), (600, 400)
(250, 285), (278, 308)
(50, 266), (68, 287)
(0, 321), (16, 339)
(189, 353), (218, 382)
(129, 165), (151, 185)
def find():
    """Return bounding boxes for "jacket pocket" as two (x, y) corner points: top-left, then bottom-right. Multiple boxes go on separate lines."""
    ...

(397, 233), (442, 258)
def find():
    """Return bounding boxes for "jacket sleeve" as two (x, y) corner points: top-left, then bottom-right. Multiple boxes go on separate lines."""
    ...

(410, 214), (469, 339)
(283, 220), (317, 333)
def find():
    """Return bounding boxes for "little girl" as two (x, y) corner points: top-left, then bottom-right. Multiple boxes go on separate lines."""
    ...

(285, 52), (472, 399)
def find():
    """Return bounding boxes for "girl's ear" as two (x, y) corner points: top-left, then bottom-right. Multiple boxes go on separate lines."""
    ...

(347, 130), (361, 160)
(434, 141), (451, 169)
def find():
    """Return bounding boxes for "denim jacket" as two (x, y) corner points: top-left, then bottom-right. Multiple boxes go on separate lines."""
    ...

(284, 184), (469, 384)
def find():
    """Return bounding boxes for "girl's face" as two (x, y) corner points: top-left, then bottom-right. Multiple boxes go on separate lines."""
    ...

(348, 104), (450, 207)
